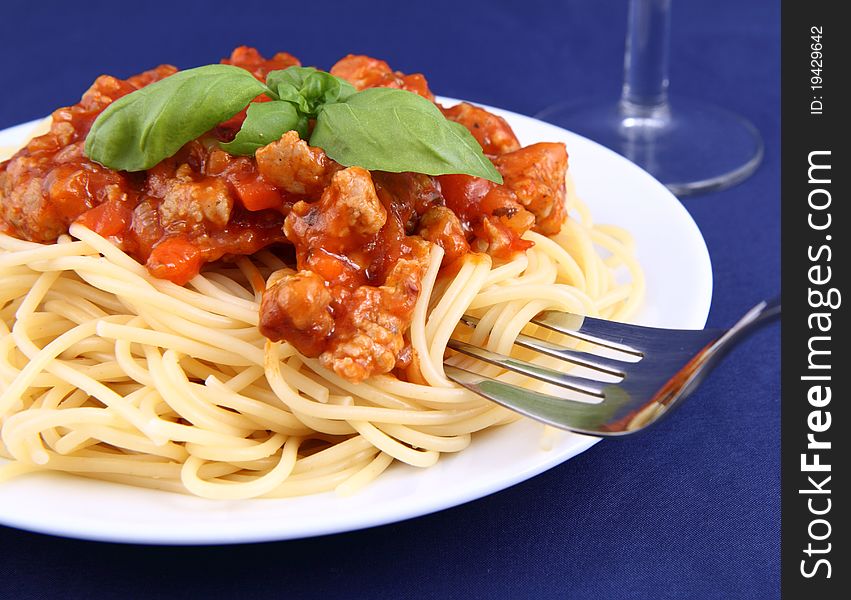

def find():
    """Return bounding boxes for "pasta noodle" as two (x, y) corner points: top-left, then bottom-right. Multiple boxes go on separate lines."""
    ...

(0, 175), (643, 499)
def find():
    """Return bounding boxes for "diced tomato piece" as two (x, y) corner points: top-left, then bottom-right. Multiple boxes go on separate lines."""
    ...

(76, 200), (133, 237)
(146, 237), (204, 285)
(231, 175), (284, 211)
(437, 174), (492, 221)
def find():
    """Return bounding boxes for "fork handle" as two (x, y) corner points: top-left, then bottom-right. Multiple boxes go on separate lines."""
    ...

(726, 296), (781, 340)
(661, 297), (780, 406)
(710, 297), (780, 358)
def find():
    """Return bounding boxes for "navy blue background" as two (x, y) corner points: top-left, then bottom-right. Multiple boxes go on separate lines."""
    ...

(0, 1), (780, 598)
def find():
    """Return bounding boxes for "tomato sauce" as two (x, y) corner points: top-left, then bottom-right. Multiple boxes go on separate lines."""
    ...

(0, 47), (569, 382)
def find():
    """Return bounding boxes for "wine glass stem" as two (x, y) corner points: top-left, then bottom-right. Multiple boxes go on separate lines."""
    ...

(621, 0), (671, 118)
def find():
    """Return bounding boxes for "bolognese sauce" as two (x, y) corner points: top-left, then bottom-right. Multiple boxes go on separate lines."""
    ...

(0, 47), (568, 383)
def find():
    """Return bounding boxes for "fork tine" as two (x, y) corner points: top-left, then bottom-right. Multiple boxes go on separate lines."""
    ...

(530, 311), (644, 355)
(511, 333), (629, 376)
(461, 313), (641, 356)
(444, 365), (626, 433)
(447, 339), (606, 398)
(448, 298), (781, 436)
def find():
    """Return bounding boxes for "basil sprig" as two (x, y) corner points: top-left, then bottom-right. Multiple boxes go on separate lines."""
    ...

(266, 66), (357, 114)
(84, 64), (503, 183)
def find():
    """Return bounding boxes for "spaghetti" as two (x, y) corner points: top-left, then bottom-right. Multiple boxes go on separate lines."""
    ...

(1, 48), (644, 498)
(0, 174), (643, 499)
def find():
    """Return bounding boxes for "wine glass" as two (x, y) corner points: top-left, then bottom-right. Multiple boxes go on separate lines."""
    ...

(537, 0), (763, 196)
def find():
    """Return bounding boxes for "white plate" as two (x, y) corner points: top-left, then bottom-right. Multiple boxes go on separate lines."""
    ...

(0, 100), (712, 544)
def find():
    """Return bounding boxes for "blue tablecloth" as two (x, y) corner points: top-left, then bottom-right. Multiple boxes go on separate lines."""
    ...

(0, 1), (780, 597)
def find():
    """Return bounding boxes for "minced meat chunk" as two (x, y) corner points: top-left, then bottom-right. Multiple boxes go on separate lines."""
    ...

(319, 249), (429, 382)
(261, 166), (431, 382)
(440, 102), (521, 156)
(255, 131), (338, 197)
(494, 142), (568, 235)
(330, 54), (433, 100)
(259, 270), (335, 357)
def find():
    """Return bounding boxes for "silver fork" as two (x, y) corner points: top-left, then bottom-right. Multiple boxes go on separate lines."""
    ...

(444, 297), (780, 436)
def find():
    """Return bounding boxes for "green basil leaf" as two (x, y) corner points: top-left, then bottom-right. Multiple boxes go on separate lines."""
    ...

(265, 67), (356, 117)
(85, 64), (268, 171)
(266, 67), (313, 113)
(219, 101), (307, 156)
(302, 70), (357, 106)
(310, 88), (503, 183)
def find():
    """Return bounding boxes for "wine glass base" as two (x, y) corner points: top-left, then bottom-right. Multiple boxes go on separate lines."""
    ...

(536, 97), (764, 196)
